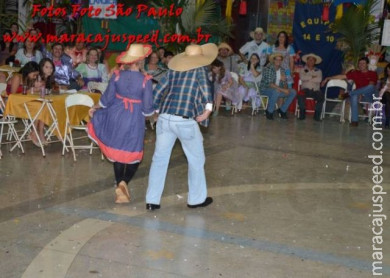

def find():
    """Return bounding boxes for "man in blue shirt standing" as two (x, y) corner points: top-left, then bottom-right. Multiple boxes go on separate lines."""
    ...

(145, 44), (217, 210)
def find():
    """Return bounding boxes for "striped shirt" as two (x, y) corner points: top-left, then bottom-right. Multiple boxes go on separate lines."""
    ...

(154, 66), (213, 127)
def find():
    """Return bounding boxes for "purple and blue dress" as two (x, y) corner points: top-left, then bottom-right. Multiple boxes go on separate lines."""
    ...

(88, 70), (154, 164)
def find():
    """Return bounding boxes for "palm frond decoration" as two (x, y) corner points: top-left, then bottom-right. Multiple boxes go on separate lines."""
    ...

(331, 0), (381, 67)
(152, 0), (233, 52)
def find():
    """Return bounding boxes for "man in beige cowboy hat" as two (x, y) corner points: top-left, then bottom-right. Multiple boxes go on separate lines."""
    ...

(298, 53), (323, 121)
(259, 53), (297, 120)
(239, 27), (268, 68)
(218, 42), (239, 74)
(145, 43), (217, 211)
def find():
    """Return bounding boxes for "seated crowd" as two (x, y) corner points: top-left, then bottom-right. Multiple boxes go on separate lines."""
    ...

(1, 24), (389, 131)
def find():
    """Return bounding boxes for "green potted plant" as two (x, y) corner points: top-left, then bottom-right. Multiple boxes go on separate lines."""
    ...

(330, 0), (381, 68)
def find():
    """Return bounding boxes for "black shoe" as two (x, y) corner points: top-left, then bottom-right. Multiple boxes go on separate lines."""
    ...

(277, 109), (288, 119)
(146, 203), (161, 210)
(298, 109), (306, 120)
(313, 110), (321, 121)
(187, 197), (213, 208)
(265, 110), (274, 120)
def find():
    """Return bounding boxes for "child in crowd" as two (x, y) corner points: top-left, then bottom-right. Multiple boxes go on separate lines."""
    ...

(237, 53), (262, 112)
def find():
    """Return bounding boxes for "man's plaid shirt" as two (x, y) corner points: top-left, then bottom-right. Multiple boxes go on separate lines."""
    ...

(153, 66), (213, 127)
(259, 63), (287, 91)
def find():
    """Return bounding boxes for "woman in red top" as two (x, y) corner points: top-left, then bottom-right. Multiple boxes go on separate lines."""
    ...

(6, 61), (39, 95)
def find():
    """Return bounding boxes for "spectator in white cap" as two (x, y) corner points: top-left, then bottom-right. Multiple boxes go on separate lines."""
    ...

(239, 27), (268, 69)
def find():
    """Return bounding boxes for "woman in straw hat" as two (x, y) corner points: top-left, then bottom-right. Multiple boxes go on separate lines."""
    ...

(88, 44), (155, 204)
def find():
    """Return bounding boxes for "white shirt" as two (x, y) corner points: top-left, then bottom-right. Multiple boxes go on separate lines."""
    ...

(275, 69), (281, 86)
(15, 49), (43, 66)
(239, 40), (269, 66)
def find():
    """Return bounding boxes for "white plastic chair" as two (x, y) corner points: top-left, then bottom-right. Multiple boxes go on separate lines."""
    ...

(88, 82), (108, 94)
(321, 80), (349, 122)
(62, 94), (95, 161)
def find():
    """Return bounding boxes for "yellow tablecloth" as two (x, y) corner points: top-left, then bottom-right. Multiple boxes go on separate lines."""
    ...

(4, 92), (100, 137)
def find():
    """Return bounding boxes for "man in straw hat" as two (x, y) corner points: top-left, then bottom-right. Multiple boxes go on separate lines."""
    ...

(145, 43), (217, 211)
(259, 52), (297, 120)
(218, 42), (239, 74)
(239, 27), (268, 68)
(298, 53), (324, 121)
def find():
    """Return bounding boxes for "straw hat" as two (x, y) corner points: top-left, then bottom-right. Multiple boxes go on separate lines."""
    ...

(249, 27), (265, 39)
(168, 43), (218, 72)
(116, 44), (152, 64)
(302, 53), (322, 64)
(269, 53), (284, 61)
(218, 42), (233, 56)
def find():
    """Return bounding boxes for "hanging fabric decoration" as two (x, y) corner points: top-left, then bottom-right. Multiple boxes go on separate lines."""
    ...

(197, 0), (205, 6)
(226, 0), (233, 23)
(322, 3), (330, 21)
(335, 4), (343, 20)
(239, 0), (247, 16)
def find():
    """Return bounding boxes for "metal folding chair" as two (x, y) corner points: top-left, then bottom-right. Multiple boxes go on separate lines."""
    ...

(348, 95), (373, 124)
(294, 80), (316, 118)
(62, 94), (95, 161)
(0, 94), (24, 158)
(230, 72), (266, 116)
(321, 80), (349, 123)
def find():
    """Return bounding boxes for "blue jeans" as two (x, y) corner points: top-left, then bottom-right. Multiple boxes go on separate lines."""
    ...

(146, 114), (208, 206)
(261, 88), (297, 113)
(350, 84), (377, 122)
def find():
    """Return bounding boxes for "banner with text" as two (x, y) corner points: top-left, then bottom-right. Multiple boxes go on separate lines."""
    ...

(293, 3), (343, 96)
(89, 0), (117, 19)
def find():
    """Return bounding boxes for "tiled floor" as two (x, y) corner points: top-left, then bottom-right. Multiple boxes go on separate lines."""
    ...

(1, 110), (389, 278)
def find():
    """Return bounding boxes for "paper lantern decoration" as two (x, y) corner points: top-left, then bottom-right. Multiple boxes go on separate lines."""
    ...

(226, 0), (233, 22)
(322, 4), (330, 21)
(335, 4), (343, 20)
(239, 0), (247, 16)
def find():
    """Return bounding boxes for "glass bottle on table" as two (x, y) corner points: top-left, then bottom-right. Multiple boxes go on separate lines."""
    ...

(22, 83), (27, 95)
